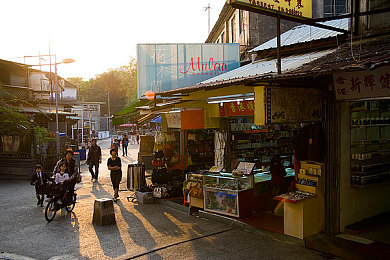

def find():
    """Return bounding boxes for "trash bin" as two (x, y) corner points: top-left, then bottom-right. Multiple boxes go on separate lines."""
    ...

(77, 149), (87, 160)
(127, 164), (146, 191)
(73, 152), (81, 173)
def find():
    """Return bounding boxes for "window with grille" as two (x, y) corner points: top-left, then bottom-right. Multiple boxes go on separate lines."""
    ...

(324, 0), (347, 17)
(239, 10), (244, 35)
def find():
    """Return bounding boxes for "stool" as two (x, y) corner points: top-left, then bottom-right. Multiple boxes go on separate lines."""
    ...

(93, 198), (116, 225)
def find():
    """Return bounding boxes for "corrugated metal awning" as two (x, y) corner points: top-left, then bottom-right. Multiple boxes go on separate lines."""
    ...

(250, 18), (349, 53)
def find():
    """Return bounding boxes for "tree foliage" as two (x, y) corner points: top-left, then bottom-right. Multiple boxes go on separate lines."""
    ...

(0, 87), (53, 142)
(72, 58), (138, 115)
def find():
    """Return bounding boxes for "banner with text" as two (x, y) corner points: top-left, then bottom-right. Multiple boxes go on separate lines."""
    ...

(137, 43), (240, 99)
(228, 0), (312, 19)
(222, 100), (255, 117)
(266, 87), (322, 124)
(334, 66), (390, 100)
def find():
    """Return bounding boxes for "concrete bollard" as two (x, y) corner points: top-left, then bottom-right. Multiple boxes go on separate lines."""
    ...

(93, 198), (116, 225)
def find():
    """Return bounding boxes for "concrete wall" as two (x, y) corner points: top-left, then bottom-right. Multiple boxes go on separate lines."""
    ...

(312, 0), (324, 19)
(0, 158), (35, 180)
(248, 13), (297, 50)
(339, 102), (390, 231)
(61, 87), (77, 101)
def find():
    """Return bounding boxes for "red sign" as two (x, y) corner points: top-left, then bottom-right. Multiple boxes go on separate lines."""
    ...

(179, 57), (228, 76)
(223, 100), (255, 117)
(334, 66), (390, 100)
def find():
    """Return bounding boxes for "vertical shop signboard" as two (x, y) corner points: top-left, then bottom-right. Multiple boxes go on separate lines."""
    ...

(266, 87), (323, 124)
(137, 43), (240, 99)
(334, 66), (390, 100)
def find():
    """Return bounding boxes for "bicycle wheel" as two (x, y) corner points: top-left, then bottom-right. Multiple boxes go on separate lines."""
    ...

(65, 194), (76, 212)
(45, 201), (57, 222)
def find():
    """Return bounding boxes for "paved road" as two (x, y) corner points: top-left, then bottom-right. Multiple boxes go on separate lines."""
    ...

(0, 139), (327, 260)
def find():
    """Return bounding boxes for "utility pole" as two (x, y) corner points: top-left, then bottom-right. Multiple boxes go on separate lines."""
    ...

(54, 54), (61, 160)
(204, 3), (211, 34)
(107, 91), (111, 135)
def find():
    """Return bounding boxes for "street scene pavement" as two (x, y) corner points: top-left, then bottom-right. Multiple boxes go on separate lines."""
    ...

(0, 139), (327, 260)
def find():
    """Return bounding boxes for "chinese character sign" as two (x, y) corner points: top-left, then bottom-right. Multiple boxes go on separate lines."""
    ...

(223, 100), (255, 116)
(228, 0), (312, 19)
(137, 43), (240, 99)
(267, 87), (322, 124)
(334, 66), (390, 100)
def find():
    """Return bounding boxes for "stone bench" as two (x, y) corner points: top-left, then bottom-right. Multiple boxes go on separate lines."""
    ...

(93, 198), (116, 225)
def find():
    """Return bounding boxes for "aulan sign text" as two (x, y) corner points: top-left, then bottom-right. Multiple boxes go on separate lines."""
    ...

(137, 43), (240, 99)
(179, 57), (228, 76)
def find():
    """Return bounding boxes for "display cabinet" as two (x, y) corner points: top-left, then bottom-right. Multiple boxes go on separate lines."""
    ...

(203, 173), (254, 217)
(350, 100), (390, 186)
(229, 118), (296, 171)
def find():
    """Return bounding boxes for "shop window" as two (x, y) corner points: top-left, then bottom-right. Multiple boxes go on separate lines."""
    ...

(231, 15), (236, 43)
(239, 10), (244, 35)
(350, 100), (390, 186)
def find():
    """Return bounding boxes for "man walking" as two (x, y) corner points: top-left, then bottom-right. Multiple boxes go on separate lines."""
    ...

(87, 138), (102, 182)
(122, 134), (129, 156)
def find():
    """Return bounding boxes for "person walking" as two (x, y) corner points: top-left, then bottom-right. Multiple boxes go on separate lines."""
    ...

(113, 139), (120, 152)
(87, 138), (102, 182)
(53, 150), (79, 196)
(107, 148), (122, 201)
(30, 164), (47, 207)
(122, 134), (129, 156)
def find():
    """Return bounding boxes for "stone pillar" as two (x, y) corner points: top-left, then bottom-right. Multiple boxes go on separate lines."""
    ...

(93, 198), (115, 225)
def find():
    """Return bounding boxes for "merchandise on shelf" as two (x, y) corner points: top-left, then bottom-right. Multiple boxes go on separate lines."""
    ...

(350, 100), (390, 186)
(229, 118), (296, 171)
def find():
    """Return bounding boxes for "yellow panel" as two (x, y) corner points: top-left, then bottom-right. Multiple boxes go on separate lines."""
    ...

(161, 113), (168, 132)
(229, 0), (312, 19)
(254, 86), (265, 125)
(204, 106), (220, 129)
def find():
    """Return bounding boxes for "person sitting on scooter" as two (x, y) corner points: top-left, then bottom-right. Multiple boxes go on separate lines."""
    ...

(53, 150), (79, 196)
(54, 162), (69, 205)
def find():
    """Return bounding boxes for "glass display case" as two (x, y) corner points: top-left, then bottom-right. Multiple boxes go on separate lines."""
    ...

(350, 100), (390, 186)
(203, 173), (254, 217)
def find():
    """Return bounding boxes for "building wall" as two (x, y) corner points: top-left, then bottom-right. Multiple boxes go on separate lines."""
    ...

(209, 7), (296, 55)
(248, 13), (297, 50)
(61, 87), (77, 101)
(339, 102), (390, 231)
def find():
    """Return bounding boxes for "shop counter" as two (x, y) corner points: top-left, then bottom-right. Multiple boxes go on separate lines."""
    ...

(203, 173), (254, 218)
(283, 196), (324, 239)
(275, 161), (325, 239)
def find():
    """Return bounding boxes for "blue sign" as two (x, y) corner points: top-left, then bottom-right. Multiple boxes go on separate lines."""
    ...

(137, 43), (240, 99)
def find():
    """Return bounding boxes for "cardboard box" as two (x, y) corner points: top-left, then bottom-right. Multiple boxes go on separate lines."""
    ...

(135, 191), (154, 204)
(139, 135), (155, 155)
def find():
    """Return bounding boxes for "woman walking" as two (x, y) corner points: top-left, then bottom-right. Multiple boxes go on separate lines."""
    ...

(107, 148), (122, 201)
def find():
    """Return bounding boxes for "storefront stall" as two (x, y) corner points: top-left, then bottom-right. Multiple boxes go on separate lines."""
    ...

(334, 66), (390, 233)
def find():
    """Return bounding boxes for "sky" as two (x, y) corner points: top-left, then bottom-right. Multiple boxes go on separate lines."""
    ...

(0, 0), (225, 79)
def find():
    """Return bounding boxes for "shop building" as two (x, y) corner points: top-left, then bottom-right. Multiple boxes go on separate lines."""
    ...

(134, 14), (390, 247)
